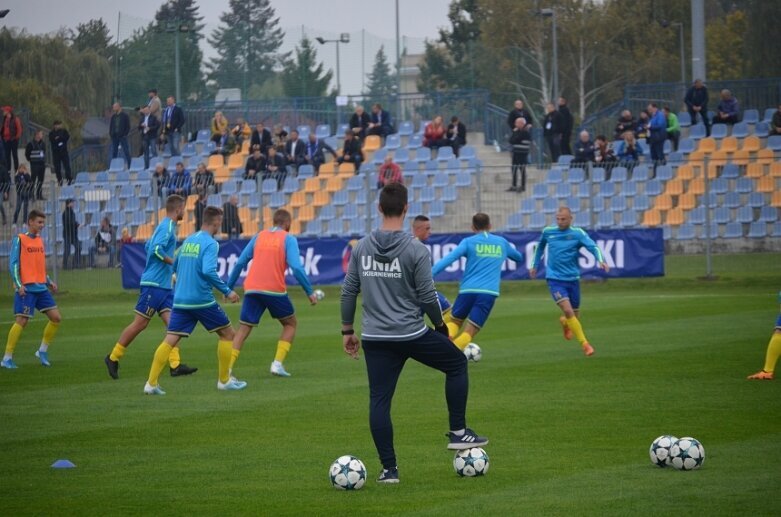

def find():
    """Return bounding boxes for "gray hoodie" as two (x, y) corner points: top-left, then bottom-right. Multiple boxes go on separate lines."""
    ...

(341, 230), (443, 341)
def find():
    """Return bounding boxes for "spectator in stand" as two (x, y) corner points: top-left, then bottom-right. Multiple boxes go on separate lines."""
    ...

(423, 116), (451, 152)
(244, 145), (267, 181)
(90, 216), (117, 268)
(368, 103), (393, 139)
(663, 106), (680, 151)
(61, 198), (80, 269)
(614, 109), (635, 141)
(507, 99), (533, 129)
(284, 129), (306, 171)
(616, 131), (643, 169)
(558, 97), (574, 156)
(376, 155), (402, 190)
(771, 104), (781, 136)
(634, 110), (650, 140)
(193, 162), (215, 196)
(250, 122), (273, 155)
(265, 146), (286, 186)
(210, 128), (235, 157)
(573, 130), (595, 167)
(194, 193), (207, 231)
(713, 89), (740, 125)
(446, 116), (467, 157)
(119, 227), (132, 266)
(0, 158), (9, 224)
(145, 88), (162, 119)
(109, 102), (131, 168)
(304, 132), (337, 174)
(25, 130), (47, 200)
(49, 120), (72, 185)
(165, 162), (192, 198)
(337, 130), (363, 173)
(138, 107), (160, 170)
(594, 135), (617, 170)
(210, 111), (229, 145)
(543, 103), (563, 163)
(684, 78), (710, 135)
(647, 103), (667, 166)
(273, 125), (288, 153)
(508, 117), (531, 192)
(2, 106), (22, 172)
(231, 117), (252, 150)
(350, 105), (371, 139)
(222, 195), (243, 239)
(161, 96), (185, 156)
(152, 163), (168, 197)
(12, 165), (32, 226)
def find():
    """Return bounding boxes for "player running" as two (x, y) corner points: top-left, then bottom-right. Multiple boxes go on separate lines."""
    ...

(530, 206), (609, 356)
(105, 195), (197, 379)
(341, 183), (487, 484)
(431, 213), (523, 351)
(226, 208), (317, 378)
(411, 215), (452, 322)
(747, 291), (781, 380)
(143, 206), (243, 395)
(2, 210), (61, 369)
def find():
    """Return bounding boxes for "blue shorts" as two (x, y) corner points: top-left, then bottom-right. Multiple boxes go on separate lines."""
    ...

(167, 304), (231, 337)
(451, 293), (497, 329)
(437, 291), (452, 314)
(14, 290), (57, 318)
(239, 293), (295, 326)
(775, 314), (781, 331)
(547, 279), (581, 310)
(134, 286), (174, 319)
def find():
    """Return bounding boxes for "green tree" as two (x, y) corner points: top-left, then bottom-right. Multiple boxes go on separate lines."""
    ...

(71, 18), (114, 58)
(365, 45), (396, 98)
(707, 9), (748, 80)
(280, 37), (333, 98)
(208, 0), (286, 96)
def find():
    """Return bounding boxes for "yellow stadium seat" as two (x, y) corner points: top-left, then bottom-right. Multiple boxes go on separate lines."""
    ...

(688, 150), (705, 164)
(771, 162), (781, 178)
(742, 136), (761, 152)
(238, 206), (252, 223)
(664, 179), (683, 196)
(338, 162), (356, 176)
(290, 191), (307, 208)
(746, 162), (765, 178)
(241, 218), (259, 237)
(325, 176), (343, 193)
(772, 191), (781, 208)
(666, 207), (685, 226)
(678, 193), (696, 210)
(206, 154), (224, 171)
(677, 164), (695, 181)
(719, 137), (738, 153)
(688, 177), (705, 195)
(179, 219), (194, 235)
(288, 219), (301, 235)
(319, 162), (337, 177)
(697, 137), (717, 153)
(304, 177), (321, 193)
(227, 152), (246, 170)
(757, 148), (774, 165)
(135, 224), (154, 240)
(757, 176), (775, 193)
(297, 205), (315, 222)
(642, 209), (662, 226)
(363, 135), (381, 152)
(241, 139), (251, 153)
(262, 206), (273, 226)
(709, 149), (729, 168)
(654, 194), (673, 211)
(732, 149), (750, 166)
(312, 191), (329, 207)
(214, 166), (231, 181)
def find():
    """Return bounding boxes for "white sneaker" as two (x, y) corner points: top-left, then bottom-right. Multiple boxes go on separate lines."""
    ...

(217, 378), (247, 391)
(270, 361), (291, 377)
(143, 382), (166, 395)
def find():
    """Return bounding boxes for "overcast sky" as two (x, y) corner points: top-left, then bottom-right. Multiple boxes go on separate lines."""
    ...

(3, 0), (452, 95)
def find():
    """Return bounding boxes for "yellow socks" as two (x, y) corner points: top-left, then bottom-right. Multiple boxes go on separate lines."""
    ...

(5, 323), (23, 357)
(229, 348), (240, 371)
(274, 340), (292, 363)
(217, 340), (233, 383)
(762, 333), (781, 373)
(566, 316), (588, 345)
(446, 322), (461, 339)
(110, 343), (127, 362)
(453, 332), (472, 351)
(148, 342), (173, 386)
(42, 321), (59, 347)
(444, 312), (453, 325)
(168, 346), (181, 368)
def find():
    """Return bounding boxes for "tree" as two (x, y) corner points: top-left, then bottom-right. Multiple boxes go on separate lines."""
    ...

(706, 9), (748, 80)
(280, 37), (333, 98)
(71, 18), (114, 58)
(208, 0), (286, 95)
(365, 46), (396, 98)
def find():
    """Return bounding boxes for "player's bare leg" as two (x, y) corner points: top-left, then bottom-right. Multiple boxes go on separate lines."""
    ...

(271, 315), (297, 377)
(556, 300), (593, 356)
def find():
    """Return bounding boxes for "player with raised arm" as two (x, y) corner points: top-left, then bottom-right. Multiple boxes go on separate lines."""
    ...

(529, 206), (609, 356)
(105, 195), (197, 379)
(411, 215), (453, 322)
(226, 209), (317, 378)
(431, 213), (523, 351)
(341, 183), (487, 484)
(143, 206), (243, 395)
(747, 291), (781, 380)
(2, 210), (61, 368)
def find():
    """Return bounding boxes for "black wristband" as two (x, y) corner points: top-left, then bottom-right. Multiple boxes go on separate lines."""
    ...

(341, 329), (355, 336)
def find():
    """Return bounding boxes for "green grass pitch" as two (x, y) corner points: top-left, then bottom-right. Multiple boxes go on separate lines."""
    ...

(1, 253), (780, 516)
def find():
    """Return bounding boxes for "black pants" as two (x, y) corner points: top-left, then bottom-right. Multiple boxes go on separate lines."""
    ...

(560, 131), (572, 155)
(63, 236), (81, 269)
(511, 153), (528, 191)
(688, 108), (710, 136)
(13, 193), (28, 224)
(4, 140), (19, 171)
(363, 329), (468, 469)
(546, 134), (561, 163)
(30, 162), (45, 199)
(668, 131), (680, 151)
(53, 151), (72, 185)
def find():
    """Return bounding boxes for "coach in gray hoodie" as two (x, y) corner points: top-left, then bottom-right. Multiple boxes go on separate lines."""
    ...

(340, 183), (488, 484)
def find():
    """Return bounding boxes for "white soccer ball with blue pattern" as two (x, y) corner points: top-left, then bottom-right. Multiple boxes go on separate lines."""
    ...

(453, 447), (489, 477)
(464, 343), (482, 362)
(329, 455), (367, 490)
(649, 435), (678, 467)
(669, 437), (705, 470)
(314, 289), (325, 301)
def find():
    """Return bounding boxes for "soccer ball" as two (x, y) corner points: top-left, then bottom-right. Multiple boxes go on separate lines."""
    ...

(314, 289), (325, 301)
(329, 455), (367, 490)
(649, 435), (678, 467)
(453, 447), (489, 477)
(669, 437), (705, 470)
(464, 343), (482, 362)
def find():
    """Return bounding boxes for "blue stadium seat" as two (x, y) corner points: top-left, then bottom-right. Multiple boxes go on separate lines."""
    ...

(711, 124), (728, 139)
(385, 134), (401, 150)
(105, 197), (120, 212)
(505, 212), (524, 231)
(324, 136), (339, 150)
(299, 164), (315, 178)
(337, 123), (350, 136)
(436, 146), (455, 161)
(545, 169), (564, 184)
(677, 111), (691, 127)
(137, 184), (151, 198)
(748, 221), (767, 238)
(346, 175), (364, 192)
(343, 203), (359, 219)
(634, 194), (651, 212)
(645, 179), (662, 196)
(567, 168), (585, 183)
(542, 197), (558, 214)
(677, 224), (696, 240)
(418, 186), (436, 203)
(519, 198), (536, 215)
(755, 121), (770, 137)
(353, 190), (367, 205)
(767, 135), (781, 152)
(316, 124), (331, 139)
(742, 109), (759, 125)
(655, 165), (673, 181)
(459, 146), (476, 161)
(269, 192), (285, 208)
(445, 158), (461, 172)
(108, 158), (126, 173)
(619, 209), (638, 227)
(736, 206), (754, 223)
(631, 165), (650, 182)
(430, 200), (445, 217)
(394, 148), (410, 164)
(455, 172), (472, 187)
(591, 197), (605, 213)
(667, 151), (684, 164)
(731, 122), (749, 138)
(181, 142), (197, 158)
(723, 221), (743, 238)
(296, 126), (311, 139)
(678, 138), (695, 154)
(261, 178), (277, 194)
(710, 178), (728, 195)
(168, 156), (184, 169)
(610, 167), (628, 183)
(713, 206), (730, 224)
(196, 129), (210, 143)
(319, 205), (336, 221)
(348, 216), (365, 236)
(701, 192), (718, 207)
(397, 121), (414, 137)
(557, 155), (574, 166)
(414, 147), (431, 163)
(688, 206), (705, 225)
(554, 183), (570, 199)
(402, 161), (418, 178)
(610, 195), (627, 212)
(407, 134), (423, 149)
(771, 222), (781, 237)
(762, 107), (776, 123)
(689, 124), (706, 139)
(326, 218), (344, 236)
(128, 157), (145, 173)
(529, 212), (546, 230)
(222, 179), (239, 195)
(95, 171), (109, 183)
(331, 190), (349, 206)
(591, 167), (606, 183)
(411, 174), (427, 188)
(622, 180), (638, 197)
(724, 191), (741, 209)
(576, 182), (591, 198)
(597, 211), (614, 228)
(532, 183), (548, 200)
(371, 148), (388, 165)
(759, 206), (778, 223)
(408, 201), (422, 217)
(747, 192), (764, 208)
(735, 177), (753, 194)
(417, 121), (430, 134)
(721, 163), (739, 179)
(599, 182), (614, 198)
(303, 220), (322, 237)
(59, 185), (76, 201)
(282, 176), (299, 194)
(432, 172), (449, 189)
(441, 185), (457, 202)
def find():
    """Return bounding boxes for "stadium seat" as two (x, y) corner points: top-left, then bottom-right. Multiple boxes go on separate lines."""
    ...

(736, 205), (754, 223)
(679, 193), (697, 210)
(589, 167), (605, 183)
(459, 146), (476, 161)
(529, 212), (546, 230)
(711, 206), (730, 224)
(689, 124), (706, 139)
(656, 165), (674, 181)
(108, 158), (126, 173)
(618, 209), (638, 227)
(363, 135), (381, 152)
(432, 172), (449, 189)
(746, 191), (765, 209)
(240, 180), (257, 195)
(664, 179), (684, 196)
(710, 177), (728, 195)
(298, 164), (315, 178)
(767, 135), (781, 152)
(346, 216), (364, 236)
(336, 123), (350, 136)
(677, 111), (691, 127)
(735, 177), (754, 194)
(297, 205), (315, 222)
(757, 176), (775, 193)
(435, 146), (455, 162)
(720, 136), (739, 153)
(755, 121), (770, 138)
(678, 138), (695, 154)
(642, 209), (661, 226)
(414, 146), (431, 163)
(557, 155), (574, 166)
(455, 172), (472, 188)
(773, 190), (781, 208)
(722, 191), (740, 209)
(610, 195), (627, 212)
(644, 179), (662, 197)
(731, 122), (749, 139)
(326, 218), (343, 236)
(710, 124), (728, 139)
(303, 220), (322, 237)
(677, 223), (696, 240)
(430, 200), (446, 217)
(411, 173), (427, 189)
(633, 194), (651, 212)
(385, 134), (401, 150)
(394, 148), (410, 164)
(667, 151), (684, 164)
(630, 165), (649, 182)
(743, 109), (759, 125)
(610, 167), (628, 183)
(720, 162), (740, 180)
(505, 212), (524, 231)
(772, 222), (781, 237)
(418, 186), (436, 203)
(545, 169), (564, 184)
(127, 157), (145, 174)
(688, 206), (706, 225)
(748, 221), (767, 238)
(666, 208), (685, 225)
(259, 178), (276, 195)
(596, 211), (613, 228)
(518, 198), (536, 215)
(407, 134), (423, 149)
(567, 168), (585, 183)
(532, 183), (548, 200)
(397, 121), (414, 137)
(442, 185), (457, 202)
(542, 197), (558, 214)
(697, 137), (716, 153)
(599, 182), (615, 198)
(759, 205), (778, 223)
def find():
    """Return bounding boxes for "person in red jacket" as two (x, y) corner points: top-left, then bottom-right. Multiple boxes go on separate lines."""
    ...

(423, 116), (451, 153)
(2, 106), (23, 172)
(376, 155), (402, 189)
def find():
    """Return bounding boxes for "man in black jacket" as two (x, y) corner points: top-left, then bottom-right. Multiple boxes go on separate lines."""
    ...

(222, 196), (243, 239)
(543, 103), (563, 163)
(138, 107), (160, 170)
(244, 146), (267, 181)
(337, 131), (363, 173)
(284, 129), (307, 171)
(304, 133), (337, 174)
(367, 103), (393, 138)
(508, 117), (531, 192)
(109, 102), (131, 168)
(684, 79), (710, 136)
(558, 97), (574, 156)
(161, 96), (185, 156)
(350, 106), (371, 139)
(25, 130), (47, 200)
(265, 147), (287, 187)
(507, 99), (534, 130)
(250, 122), (273, 155)
(446, 116), (467, 157)
(62, 198), (81, 269)
(49, 120), (72, 185)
